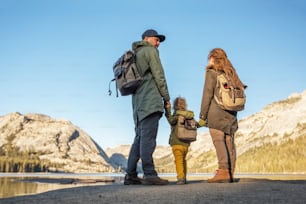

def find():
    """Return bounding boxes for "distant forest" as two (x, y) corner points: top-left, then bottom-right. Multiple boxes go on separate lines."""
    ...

(236, 134), (306, 173)
(0, 134), (55, 172)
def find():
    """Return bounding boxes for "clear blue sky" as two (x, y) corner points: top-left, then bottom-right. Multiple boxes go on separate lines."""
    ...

(1, 0), (305, 149)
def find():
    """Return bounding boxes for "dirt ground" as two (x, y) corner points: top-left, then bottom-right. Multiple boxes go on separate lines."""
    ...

(0, 178), (305, 204)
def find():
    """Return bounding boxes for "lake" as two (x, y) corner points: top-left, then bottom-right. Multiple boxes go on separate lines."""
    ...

(0, 172), (125, 199)
(1, 173), (305, 199)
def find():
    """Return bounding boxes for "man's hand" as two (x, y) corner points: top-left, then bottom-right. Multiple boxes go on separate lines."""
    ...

(164, 100), (171, 109)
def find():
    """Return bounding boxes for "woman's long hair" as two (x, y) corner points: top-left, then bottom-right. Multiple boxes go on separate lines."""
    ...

(206, 48), (246, 89)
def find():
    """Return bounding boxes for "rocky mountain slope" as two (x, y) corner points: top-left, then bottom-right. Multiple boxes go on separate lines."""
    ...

(106, 89), (306, 173)
(0, 112), (114, 173)
(1, 89), (305, 173)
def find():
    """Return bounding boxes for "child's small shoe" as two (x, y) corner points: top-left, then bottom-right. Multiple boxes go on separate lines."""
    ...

(176, 178), (186, 185)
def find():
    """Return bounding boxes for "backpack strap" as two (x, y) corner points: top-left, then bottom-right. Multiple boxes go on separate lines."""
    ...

(108, 78), (119, 97)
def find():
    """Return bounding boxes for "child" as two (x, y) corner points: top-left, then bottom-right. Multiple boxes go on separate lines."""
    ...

(165, 96), (197, 185)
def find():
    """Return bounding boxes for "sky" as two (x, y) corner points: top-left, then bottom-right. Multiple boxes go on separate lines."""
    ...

(1, 0), (305, 150)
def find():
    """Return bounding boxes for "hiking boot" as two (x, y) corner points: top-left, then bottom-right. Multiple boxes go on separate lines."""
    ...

(208, 169), (232, 183)
(124, 174), (142, 185)
(229, 169), (235, 182)
(142, 176), (169, 185)
(176, 178), (186, 185)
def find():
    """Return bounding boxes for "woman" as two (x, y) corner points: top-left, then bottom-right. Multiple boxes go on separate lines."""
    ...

(198, 48), (246, 183)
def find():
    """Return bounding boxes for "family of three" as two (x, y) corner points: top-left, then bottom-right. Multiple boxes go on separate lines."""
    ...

(123, 29), (246, 185)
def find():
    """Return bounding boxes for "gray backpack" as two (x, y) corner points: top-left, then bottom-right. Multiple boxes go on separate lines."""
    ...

(109, 50), (142, 97)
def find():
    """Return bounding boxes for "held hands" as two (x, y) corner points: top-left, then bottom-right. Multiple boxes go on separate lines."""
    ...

(164, 100), (171, 109)
(164, 100), (171, 114)
(197, 119), (207, 128)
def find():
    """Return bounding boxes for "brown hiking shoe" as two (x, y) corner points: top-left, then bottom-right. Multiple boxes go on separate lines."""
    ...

(142, 176), (169, 185)
(208, 169), (232, 183)
(124, 174), (142, 185)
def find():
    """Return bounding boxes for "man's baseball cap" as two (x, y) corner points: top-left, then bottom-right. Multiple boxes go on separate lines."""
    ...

(142, 29), (166, 42)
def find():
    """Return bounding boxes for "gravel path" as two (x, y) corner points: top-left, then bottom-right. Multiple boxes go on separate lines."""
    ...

(1, 178), (305, 204)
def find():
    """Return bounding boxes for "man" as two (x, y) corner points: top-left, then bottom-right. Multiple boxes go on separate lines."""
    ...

(124, 29), (171, 185)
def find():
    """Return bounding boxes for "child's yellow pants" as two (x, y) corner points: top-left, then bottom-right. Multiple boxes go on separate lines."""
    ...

(171, 145), (189, 180)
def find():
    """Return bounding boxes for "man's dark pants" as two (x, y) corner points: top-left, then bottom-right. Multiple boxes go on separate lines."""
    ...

(126, 112), (162, 177)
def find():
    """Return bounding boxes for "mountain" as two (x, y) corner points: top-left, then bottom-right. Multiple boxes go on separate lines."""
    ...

(106, 89), (306, 173)
(0, 112), (115, 173)
(1, 90), (305, 173)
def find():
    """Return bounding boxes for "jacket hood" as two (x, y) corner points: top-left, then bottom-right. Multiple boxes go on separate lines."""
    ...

(175, 110), (195, 120)
(132, 40), (153, 51)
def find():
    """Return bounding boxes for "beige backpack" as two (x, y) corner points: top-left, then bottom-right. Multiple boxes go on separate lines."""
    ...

(214, 73), (246, 111)
(175, 115), (197, 142)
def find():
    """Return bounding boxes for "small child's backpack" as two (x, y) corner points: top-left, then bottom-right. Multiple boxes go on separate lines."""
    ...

(109, 50), (142, 97)
(175, 115), (197, 142)
(214, 73), (246, 111)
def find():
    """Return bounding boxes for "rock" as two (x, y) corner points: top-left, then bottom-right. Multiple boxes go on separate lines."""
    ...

(0, 112), (114, 173)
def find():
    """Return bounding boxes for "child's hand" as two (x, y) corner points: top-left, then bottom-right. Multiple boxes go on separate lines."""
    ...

(197, 119), (207, 128)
